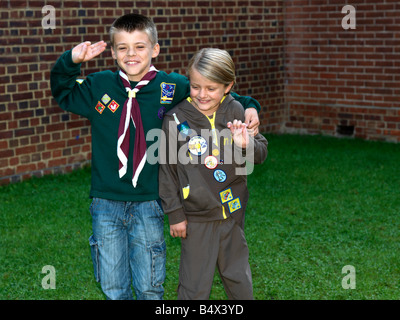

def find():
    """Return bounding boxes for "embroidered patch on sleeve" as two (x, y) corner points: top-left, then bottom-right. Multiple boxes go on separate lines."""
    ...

(228, 197), (241, 214)
(101, 94), (111, 105)
(95, 101), (106, 114)
(108, 100), (120, 113)
(158, 106), (166, 119)
(160, 82), (176, 104)
(220, 188), (233, 204)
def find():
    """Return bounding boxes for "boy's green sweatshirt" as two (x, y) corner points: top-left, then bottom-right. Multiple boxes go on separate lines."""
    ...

(50, 50), (261, 202)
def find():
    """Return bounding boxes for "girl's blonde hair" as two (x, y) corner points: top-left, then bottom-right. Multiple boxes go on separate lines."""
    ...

(187, 48), (236, 89)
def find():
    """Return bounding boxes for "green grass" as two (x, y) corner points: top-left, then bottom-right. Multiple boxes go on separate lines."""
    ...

(1, 134), (399, 300)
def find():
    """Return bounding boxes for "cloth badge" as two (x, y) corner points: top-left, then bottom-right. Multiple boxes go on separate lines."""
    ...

(204, 155), (218, 170)
(182, 185), (190, 200)
(178, 121), (191, 137)
(172, 113), (191, 137)
(108, 100), (119, 113)
(213, 169), (226, 183)
(160, 82), (176, 104)
(228, 197), (241, 213)
(220, 188), (233, 203)
(101, 94), (111, 105)
(95, 101), (106, 114)
(158, 106), (166, 119)
(188, 135), (207, 156)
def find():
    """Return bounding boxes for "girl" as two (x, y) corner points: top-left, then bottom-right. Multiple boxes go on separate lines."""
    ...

(159, 48), (268, 299)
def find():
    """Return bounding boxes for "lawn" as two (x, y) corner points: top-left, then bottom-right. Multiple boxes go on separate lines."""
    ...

(1, 134), (399, 300)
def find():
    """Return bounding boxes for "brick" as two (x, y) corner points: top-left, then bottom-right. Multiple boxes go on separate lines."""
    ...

(14, 128), (35, 137)
(16, 164), (37, 174)
(46, 141), (66, 150)
(14, 110), (34, 119)
(16, 145), (36, 156)
(48, 158), (67, 168)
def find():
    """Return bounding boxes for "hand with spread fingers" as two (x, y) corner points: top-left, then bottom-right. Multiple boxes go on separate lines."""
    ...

(71, 40), (107, 64)
(227, 119), (250, 148)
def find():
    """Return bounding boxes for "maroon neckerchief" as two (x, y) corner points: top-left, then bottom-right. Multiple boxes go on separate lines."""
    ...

(117, 66), (158, 187)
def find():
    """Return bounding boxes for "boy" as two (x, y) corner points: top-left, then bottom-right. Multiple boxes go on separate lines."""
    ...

(50, 13), (260, 300)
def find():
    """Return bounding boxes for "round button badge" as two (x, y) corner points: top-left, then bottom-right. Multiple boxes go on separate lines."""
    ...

(188, 135), (208, 156)
(204, 155), (218, 170)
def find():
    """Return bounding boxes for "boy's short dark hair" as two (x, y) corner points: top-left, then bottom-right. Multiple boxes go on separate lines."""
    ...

(110, 13), (158, 47)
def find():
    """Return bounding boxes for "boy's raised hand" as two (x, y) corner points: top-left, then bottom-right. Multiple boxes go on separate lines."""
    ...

(71, 41), (107, 64)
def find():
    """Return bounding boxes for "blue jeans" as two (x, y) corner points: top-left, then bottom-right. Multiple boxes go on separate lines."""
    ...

(89, 198), (166, 300)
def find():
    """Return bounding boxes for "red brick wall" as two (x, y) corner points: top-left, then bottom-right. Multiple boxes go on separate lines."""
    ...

(284, 0), (400, 141)
(1, 0), (399, 185)
(0, 0), (285, 184)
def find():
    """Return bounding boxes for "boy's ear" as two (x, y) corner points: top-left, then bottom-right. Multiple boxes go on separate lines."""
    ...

(152, 43), (160, 58)
(111, 46), (116, 60)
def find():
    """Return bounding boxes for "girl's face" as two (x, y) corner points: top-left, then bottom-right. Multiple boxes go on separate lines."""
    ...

(189, 68), (234, 116)
(111, 30), (159, 82)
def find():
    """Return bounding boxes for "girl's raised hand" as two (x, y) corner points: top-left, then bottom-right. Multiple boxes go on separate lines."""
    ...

(227, 119), (250, 148)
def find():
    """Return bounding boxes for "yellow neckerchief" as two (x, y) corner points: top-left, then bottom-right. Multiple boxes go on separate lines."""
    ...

(187, 96), (228, 220)
(187, 96), (227, 147)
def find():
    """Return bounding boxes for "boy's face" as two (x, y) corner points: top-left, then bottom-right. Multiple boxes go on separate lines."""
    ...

(111, 30), (160, 82)
(189, 68), (234, 116)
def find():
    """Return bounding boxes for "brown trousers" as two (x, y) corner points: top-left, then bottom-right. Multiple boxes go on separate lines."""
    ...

(177, 217), (253, 300)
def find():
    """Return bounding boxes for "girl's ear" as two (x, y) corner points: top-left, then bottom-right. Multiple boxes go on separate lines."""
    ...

(225, 81), (235, 95)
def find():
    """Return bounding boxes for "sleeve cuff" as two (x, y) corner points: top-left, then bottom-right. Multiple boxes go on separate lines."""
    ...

(167, 208), (187, 225)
